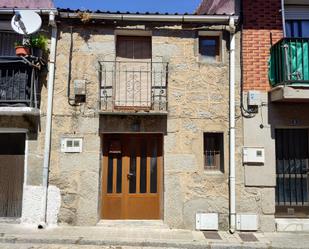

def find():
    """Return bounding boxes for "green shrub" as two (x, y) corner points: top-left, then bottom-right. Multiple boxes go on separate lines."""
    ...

(30, 34), (48, 51)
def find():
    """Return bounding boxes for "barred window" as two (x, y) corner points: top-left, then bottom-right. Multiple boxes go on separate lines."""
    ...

(204, 132), (224, 172)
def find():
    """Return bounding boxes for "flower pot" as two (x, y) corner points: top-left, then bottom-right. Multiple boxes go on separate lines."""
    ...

(15, 46), (30, 56)
(32, 47), (43, 58)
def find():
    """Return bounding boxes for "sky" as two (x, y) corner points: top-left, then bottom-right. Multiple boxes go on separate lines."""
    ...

(54, 0), (202, 14)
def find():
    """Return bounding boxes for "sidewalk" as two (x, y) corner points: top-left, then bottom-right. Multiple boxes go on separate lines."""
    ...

(0, 223), (308, 249)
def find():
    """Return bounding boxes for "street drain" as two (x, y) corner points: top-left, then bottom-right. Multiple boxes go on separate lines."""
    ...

(239, 233), (258, 242)
(203, 231), (222, 240)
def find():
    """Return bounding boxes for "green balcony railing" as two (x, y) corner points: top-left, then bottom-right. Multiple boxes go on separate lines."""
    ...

(269, 38), (309, 87)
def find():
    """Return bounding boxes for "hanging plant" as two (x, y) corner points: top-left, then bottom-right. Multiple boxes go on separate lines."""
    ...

(29, 34), (48, 57)
(14, 40), (30, 56)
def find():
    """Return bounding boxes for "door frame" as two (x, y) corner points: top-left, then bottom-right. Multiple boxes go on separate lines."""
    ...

(99, 132), (164, 220)
(0, 128), (28, 220)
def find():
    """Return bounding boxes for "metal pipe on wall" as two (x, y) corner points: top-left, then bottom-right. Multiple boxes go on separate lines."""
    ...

(229, 17), (236, 234)
(39, 11), (57, 229)
(281, 0), (286, 37)
(0, 8), (57, 15)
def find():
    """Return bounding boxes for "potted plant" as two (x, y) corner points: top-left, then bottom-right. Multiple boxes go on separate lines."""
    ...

(30, 34), (48, 58)
(15, 40), (30, 56)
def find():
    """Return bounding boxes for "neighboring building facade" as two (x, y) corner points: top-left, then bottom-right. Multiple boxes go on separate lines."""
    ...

(0, 0), (57, 225)
(242, 0), (309, 231)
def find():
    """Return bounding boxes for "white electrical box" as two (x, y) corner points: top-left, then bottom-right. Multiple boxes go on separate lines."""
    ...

(236, 214), (258, 231)
(243, 147), (265, 164)
(196, 213), (218, 230)
(74, 80), (86, 95)
(247, 90), (261, 106)
(61, 138), (83, 153)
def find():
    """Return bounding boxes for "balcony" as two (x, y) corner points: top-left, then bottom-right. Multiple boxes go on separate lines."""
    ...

(99, 61), (168, 115)
(0, 56), (40, 115)
(269, 38), (309, 102)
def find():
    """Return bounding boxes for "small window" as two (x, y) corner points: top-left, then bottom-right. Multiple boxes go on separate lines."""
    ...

(286, 20), (309, 38)
(199, 36), (220, 62)
(204, 132), (224, 171)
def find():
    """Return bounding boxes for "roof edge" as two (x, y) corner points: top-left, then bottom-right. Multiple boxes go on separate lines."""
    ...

(0, 8), (58, 15)
(58, 11), (239, 24)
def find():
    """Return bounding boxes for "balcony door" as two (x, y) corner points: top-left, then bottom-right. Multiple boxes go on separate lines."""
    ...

(115, 36), (152, 109)
(275, 129), (309, 217)
(101, 134), (162, 219)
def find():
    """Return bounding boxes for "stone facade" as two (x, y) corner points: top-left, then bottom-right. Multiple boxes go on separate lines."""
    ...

(0, 8), (277, 231)
(43, 20), (244, 230)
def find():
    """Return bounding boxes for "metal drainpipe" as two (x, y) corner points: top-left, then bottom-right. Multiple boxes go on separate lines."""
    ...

(281, 0), (286, 37)
(39, 11), (57, 229)
(229, 17), (236, 234)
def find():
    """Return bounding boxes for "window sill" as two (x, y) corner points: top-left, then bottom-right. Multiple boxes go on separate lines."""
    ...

(203, 170), (224, 176)
(196, 57), (225, 66)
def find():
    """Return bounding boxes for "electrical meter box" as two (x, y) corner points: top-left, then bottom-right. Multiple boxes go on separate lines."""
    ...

(74, 79), (86, 103)
(61, 137), (83, 153)
(243, 147), (265, 164)
(247, 90), (261, 106)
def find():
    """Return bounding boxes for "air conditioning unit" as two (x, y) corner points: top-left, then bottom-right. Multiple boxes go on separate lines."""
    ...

(61, 137), (83, 153)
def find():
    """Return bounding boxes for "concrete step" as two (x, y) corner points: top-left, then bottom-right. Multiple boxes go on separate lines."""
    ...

(96, 220), (169, 229)
(0, 218), (19, 224)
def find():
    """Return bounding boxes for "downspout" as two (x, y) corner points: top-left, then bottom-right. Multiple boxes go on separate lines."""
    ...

(281, 0), (286, 37)
(229, 17), (236, 234)
(39, 11), (57, 229)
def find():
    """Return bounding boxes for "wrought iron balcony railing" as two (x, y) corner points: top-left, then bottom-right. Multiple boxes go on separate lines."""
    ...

(0, 56), (40, 108)
(99, 61), (168, 113)
(269, 38), (309, 87)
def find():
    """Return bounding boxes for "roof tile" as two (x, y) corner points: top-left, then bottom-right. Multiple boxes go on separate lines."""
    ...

(196, 0), (234, 15)
(0, 0), (54, 9)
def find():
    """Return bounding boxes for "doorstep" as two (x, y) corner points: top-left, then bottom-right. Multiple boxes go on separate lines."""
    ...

(97, 219), (169, 229)
(276, 218), (309, 232)
(0, 217), (20, 224)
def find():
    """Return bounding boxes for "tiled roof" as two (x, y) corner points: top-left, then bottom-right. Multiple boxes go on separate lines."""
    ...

(196, 0), (234, 15)
(58, 8), (194, 15)
(0, 0), (54, 9)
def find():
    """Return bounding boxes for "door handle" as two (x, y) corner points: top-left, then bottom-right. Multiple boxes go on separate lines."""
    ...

(127, 172), (135, 179)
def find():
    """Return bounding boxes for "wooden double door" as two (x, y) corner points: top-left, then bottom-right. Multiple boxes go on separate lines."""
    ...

(101, 134), (162, 219)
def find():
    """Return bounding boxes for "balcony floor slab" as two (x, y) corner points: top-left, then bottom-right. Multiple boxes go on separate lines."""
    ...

(270, 85), (309, 102)
(98, 110), (168, 116)
(0, 107), (40, 116)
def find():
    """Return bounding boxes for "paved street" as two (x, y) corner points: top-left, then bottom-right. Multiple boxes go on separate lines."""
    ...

(0, 223), (308, 249)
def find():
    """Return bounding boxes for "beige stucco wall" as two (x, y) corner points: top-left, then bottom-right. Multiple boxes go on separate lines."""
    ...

(243, 92), (309, 231)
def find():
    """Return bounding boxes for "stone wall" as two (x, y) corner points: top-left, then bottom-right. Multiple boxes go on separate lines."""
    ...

(1, 20), (273, 231)
(47, 22), (246, 230)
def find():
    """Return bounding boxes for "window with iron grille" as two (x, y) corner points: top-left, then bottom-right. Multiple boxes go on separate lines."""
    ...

(0, 32), (22, 56)
(204, 132), (224, 171)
